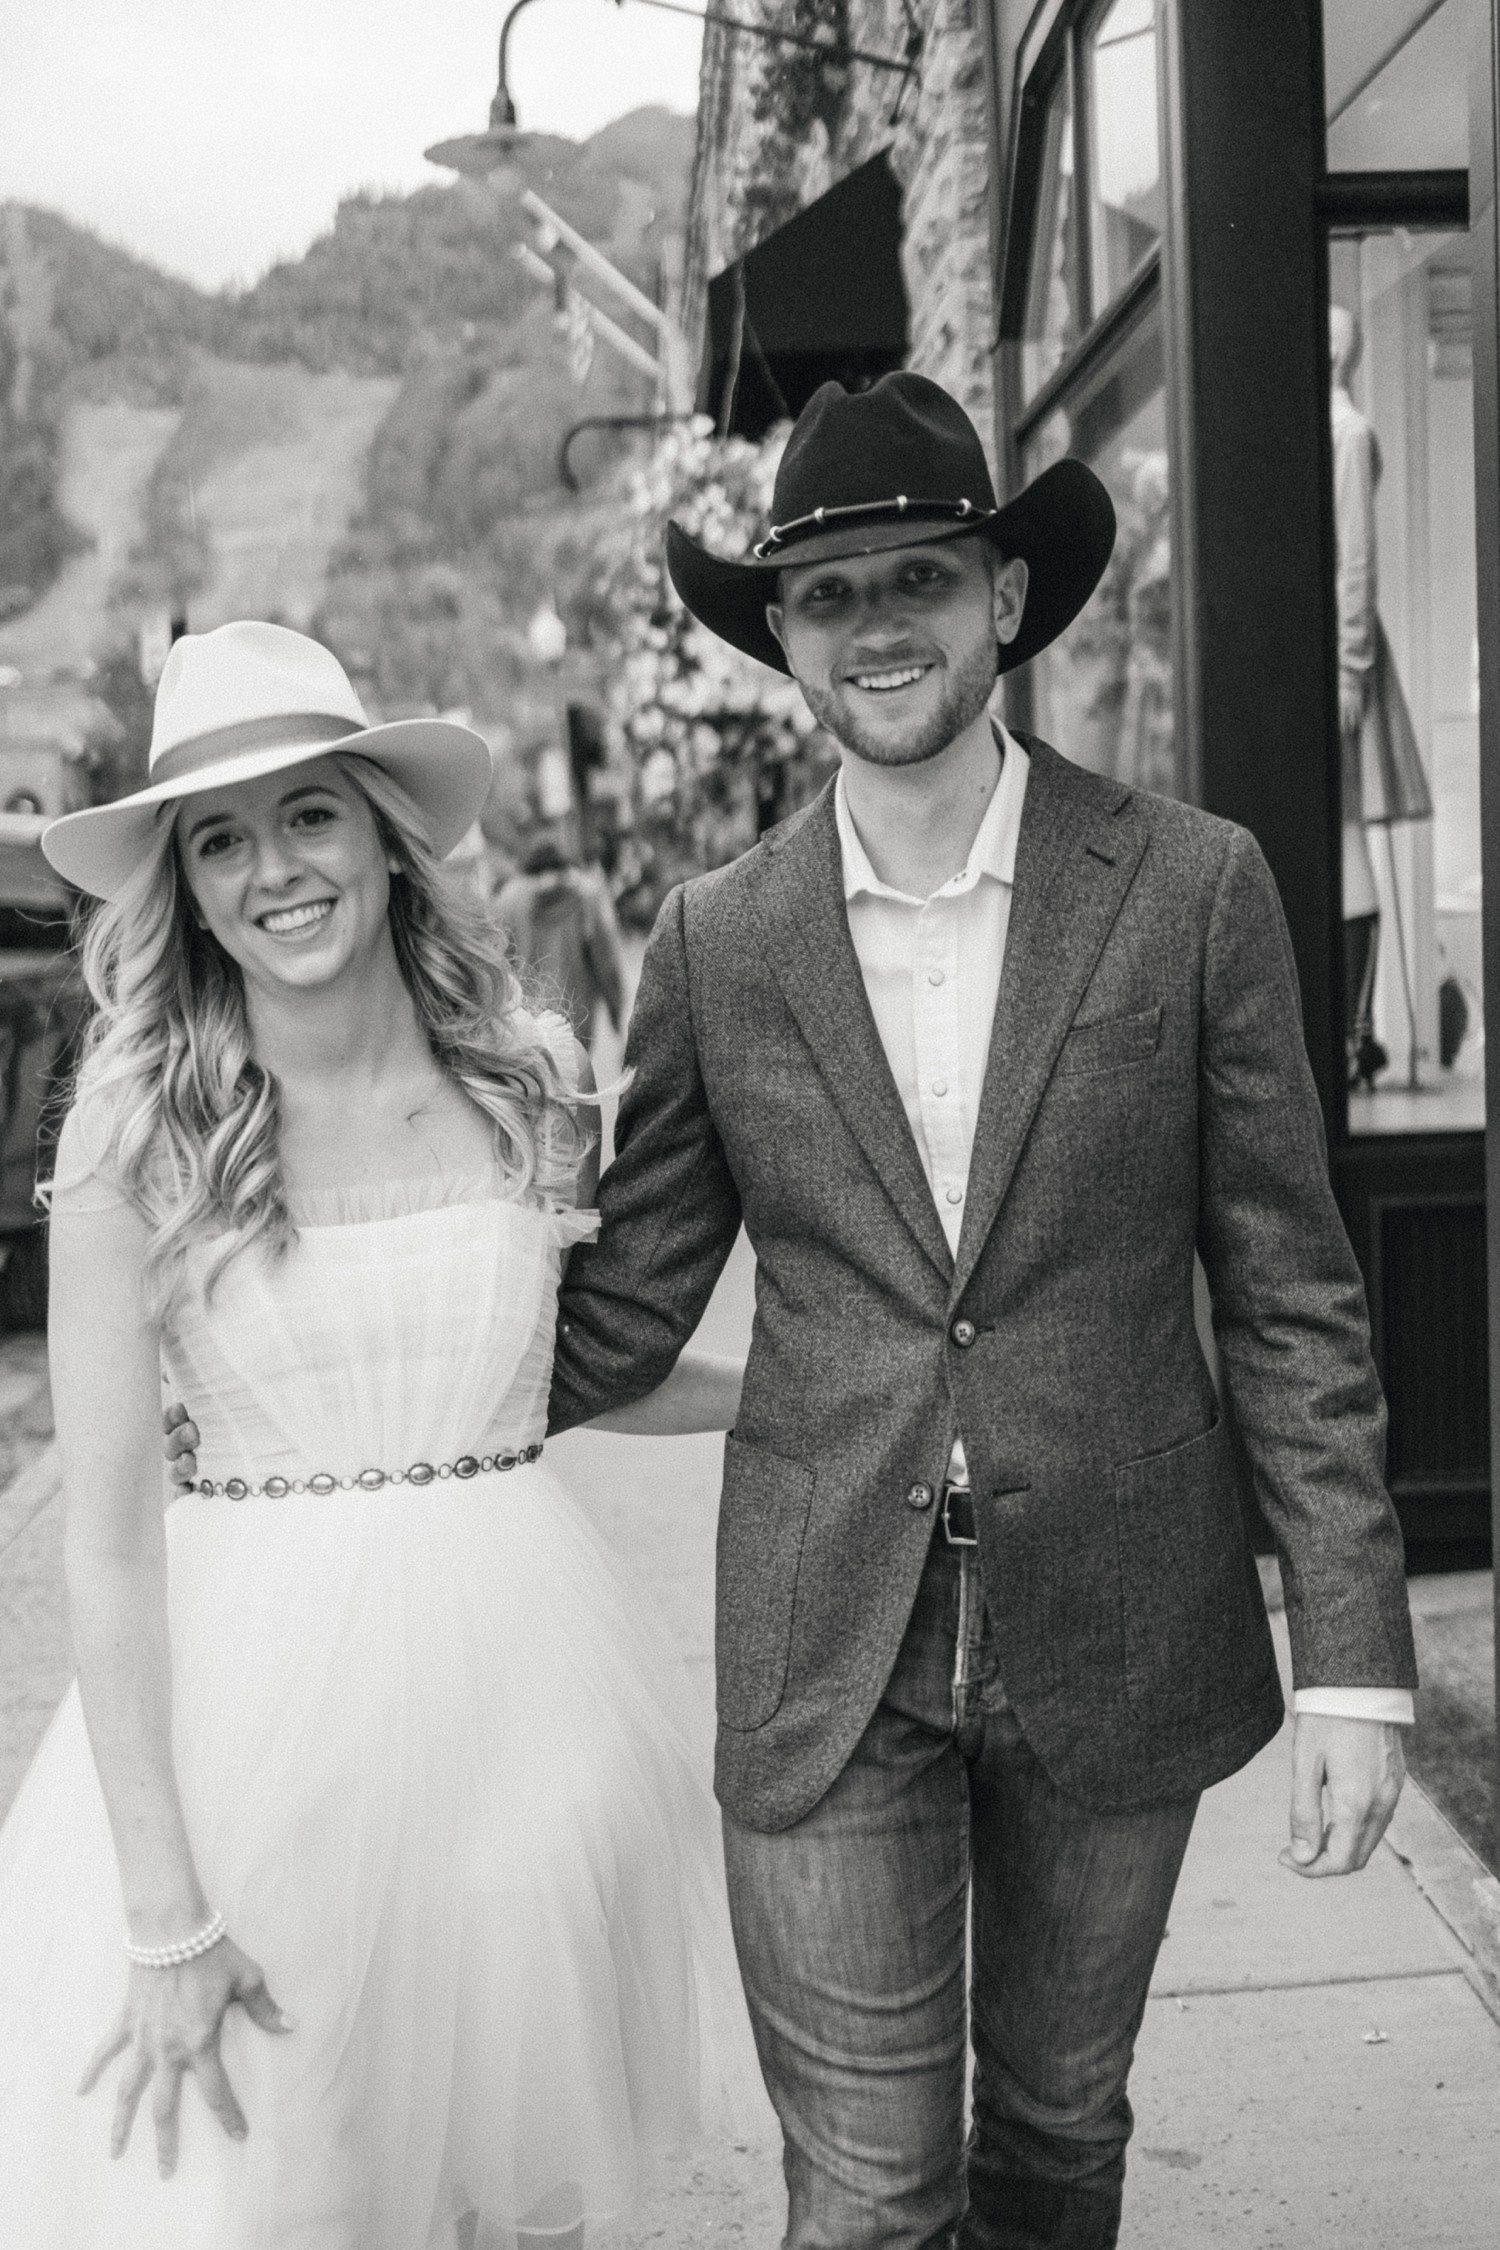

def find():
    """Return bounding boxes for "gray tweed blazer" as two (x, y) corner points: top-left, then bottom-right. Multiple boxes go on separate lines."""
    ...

(548, 736), (1417, 1832)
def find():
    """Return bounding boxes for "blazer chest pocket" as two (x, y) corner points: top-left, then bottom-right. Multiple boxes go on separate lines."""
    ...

(1054, 1002), (1162, 1079)
(716, 1436), (815, 1733)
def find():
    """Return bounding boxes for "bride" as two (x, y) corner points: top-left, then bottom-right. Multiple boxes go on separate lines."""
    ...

(0, 621), (758, 2248)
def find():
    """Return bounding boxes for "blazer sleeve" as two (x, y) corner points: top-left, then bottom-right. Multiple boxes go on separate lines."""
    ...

(1195, 825), (1417, 1692)
(547, 881), (743, 1434)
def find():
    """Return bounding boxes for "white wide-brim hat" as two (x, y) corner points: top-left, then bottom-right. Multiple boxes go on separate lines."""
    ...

(42, 620), (495, 901)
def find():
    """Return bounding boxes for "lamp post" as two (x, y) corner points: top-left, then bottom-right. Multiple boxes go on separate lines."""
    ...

(424, 0), (920, 172)
(424, 0), (547, 175)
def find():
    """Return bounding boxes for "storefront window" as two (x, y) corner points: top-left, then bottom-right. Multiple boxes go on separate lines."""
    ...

(1324, 0), (1478, 173)
(1330, 229), (1483, 1132)
(1083, 0), (1162, 311)
(1020, 66), (1082, 403)
(1020, 312), (1176, 795)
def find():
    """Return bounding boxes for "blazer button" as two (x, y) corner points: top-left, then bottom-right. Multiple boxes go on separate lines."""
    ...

(906, 1481), (935, 1511)
(951, 1318), (977, 1348)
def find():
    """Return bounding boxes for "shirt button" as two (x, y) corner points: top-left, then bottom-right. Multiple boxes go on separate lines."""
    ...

(945, 1186), (964, 1206)
(927, 968), (945, 986)
(951, 1318), (977, 1348)
(931, 1079), (948, 1096)
(906, 1481), (934, 1511)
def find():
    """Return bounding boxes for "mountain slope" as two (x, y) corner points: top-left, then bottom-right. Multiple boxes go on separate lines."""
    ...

(0, 107), (695, 733)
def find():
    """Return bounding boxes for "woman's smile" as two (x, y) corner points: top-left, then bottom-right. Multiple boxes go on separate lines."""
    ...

(255, 898), (337, 941)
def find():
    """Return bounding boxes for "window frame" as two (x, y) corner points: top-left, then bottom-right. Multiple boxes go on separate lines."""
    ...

(998, 0), (1165, 405)
(997, 0), (1180, 769)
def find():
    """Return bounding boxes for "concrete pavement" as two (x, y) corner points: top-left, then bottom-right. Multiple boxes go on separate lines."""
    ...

(547, 1239), (1500, 2248)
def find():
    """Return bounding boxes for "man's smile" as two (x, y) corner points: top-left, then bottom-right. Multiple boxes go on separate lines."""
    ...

(845, 662), (936, 695)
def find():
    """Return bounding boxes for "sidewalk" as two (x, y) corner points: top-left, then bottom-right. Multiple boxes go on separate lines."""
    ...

(548, 1239), (1500, 2248)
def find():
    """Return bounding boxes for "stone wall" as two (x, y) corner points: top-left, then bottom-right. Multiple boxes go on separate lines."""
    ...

(683, 0), (1000, 457)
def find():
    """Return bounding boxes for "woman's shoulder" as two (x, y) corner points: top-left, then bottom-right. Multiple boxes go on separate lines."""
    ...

(48, 1068), (134, 1218)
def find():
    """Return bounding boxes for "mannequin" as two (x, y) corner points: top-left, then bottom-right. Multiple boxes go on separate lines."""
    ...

(1330, 304), (1432, 1090)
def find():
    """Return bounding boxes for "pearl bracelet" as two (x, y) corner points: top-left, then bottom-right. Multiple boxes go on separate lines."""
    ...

(125, 1910), (227, 1970)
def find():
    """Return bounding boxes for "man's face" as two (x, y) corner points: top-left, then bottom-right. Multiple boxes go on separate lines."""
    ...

(765, 537), (1028, 768)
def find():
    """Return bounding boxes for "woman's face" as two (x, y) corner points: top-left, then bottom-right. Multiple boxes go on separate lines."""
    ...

(176, 758), (393, 997)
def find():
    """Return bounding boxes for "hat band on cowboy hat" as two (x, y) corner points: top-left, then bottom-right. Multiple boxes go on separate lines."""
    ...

(42, 621), (494, 902)
(665, 369), (1116, 680)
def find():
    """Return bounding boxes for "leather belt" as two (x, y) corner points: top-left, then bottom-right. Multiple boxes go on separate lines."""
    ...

(940, 1482), (978, 1547)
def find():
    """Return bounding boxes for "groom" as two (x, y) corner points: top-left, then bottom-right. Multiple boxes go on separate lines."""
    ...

(545, 373), (1417, 2248)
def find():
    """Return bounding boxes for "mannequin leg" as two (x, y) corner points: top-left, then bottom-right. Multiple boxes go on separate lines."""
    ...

(1344, 912), (1385, 1088)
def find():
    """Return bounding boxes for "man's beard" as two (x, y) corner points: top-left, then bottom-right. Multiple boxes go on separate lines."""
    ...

(797, 637), (1000, 768)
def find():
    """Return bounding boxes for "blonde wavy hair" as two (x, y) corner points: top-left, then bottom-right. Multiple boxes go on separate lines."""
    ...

(56, 754), (588, 1312)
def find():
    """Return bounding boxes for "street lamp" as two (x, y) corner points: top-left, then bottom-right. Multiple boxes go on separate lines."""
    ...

(424, 0), (920, 173)
(424, 0), (546, 174)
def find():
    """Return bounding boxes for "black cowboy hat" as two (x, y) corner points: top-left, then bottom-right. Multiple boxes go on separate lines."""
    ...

(666, 370), (1116, 678)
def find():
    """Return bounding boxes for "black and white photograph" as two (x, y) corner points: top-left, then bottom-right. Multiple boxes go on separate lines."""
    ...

(0, 3), (1497, 2244)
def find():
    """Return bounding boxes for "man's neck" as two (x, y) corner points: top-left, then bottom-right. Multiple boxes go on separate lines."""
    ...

(838, 705), (1002, 899)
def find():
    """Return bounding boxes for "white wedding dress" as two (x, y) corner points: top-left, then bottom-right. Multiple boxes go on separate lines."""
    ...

(0, 1096), (762, 2245)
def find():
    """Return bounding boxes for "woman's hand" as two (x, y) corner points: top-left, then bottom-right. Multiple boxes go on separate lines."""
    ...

(79, 1936), (293, 2177)
(162, 1401), (200, 1491)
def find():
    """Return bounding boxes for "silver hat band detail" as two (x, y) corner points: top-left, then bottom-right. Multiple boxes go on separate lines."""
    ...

(752, 493), (986, 560)
(197, 1443), (543, 1502)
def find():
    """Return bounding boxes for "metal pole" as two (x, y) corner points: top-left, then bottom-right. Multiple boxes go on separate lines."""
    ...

(495, 0), (546, 124)
(622, 0), (918, 76)
(513, 242), (665, 379)
(521, 189), (695, 409)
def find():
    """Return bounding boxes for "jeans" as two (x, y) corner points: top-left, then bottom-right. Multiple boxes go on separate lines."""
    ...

(722, 1533), (1199, 2250)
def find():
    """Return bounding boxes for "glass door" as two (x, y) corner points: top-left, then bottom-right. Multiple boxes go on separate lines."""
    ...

(1321, 0), (1484, 1129)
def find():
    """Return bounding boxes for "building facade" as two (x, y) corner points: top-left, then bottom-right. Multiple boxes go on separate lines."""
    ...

(683, 0), (1500, 1566)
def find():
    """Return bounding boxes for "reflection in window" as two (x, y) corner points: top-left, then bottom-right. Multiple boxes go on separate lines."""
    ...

(1084, 0), (1162, 311)
(1020, 313), (1176, 796)
(1331, 231), (1483, 1133)
(1324, 0), (1477, 173)
(1021, 66), (1082, 403)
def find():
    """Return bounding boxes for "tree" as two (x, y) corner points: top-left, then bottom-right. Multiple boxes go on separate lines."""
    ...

(574, 416), (833, 924)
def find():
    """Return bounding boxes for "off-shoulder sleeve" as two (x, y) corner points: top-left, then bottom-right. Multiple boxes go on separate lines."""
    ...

(46, 1084), (132, 1218)
(526, 1007), (598, 1229)
(550, 1206), (602, 1250)
(532, 1007), (582, 1090)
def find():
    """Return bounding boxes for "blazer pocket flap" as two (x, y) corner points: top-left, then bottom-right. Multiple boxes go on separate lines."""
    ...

(1056, 1002), (1162, 1077)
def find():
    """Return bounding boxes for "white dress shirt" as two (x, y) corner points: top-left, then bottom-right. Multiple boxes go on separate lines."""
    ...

(834, 727), (1413, 1727)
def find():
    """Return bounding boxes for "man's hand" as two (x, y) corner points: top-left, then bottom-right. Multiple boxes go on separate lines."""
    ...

(1280, 1713), (1405, 1878)
(162, 1401), (200, 1491)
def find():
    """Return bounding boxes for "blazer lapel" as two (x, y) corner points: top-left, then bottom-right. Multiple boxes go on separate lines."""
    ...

(756, 788), (954, 1282)
(953, 737), (1147, 1298)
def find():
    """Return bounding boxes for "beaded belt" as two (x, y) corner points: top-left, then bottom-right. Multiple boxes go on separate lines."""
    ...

(196, 1442), (544, 1502)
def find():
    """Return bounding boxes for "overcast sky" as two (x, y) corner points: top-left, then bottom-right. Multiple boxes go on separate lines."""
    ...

(0, 0), (703, 291)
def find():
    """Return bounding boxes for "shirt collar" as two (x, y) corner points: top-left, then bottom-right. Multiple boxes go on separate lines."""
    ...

(835, 721), (1029, 906)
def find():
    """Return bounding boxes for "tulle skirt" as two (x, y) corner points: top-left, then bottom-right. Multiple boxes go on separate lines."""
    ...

(0, 1464), (766, 2248)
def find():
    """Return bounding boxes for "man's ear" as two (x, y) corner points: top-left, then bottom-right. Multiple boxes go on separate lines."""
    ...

(764, 600), (789, 664)
(993, 556), (1030, 648)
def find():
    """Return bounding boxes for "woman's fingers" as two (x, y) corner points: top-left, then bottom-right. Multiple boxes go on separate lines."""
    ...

(77, 2015), (130, 2097)
(151, 2056), (187, 2178)
(192, 2044), (248, 2142)
(235, 1972), (295, 2035)
(110, 2047), (152, 2158)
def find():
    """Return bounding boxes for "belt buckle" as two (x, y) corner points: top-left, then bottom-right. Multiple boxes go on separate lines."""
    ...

(941, 1482), (978, 1548)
